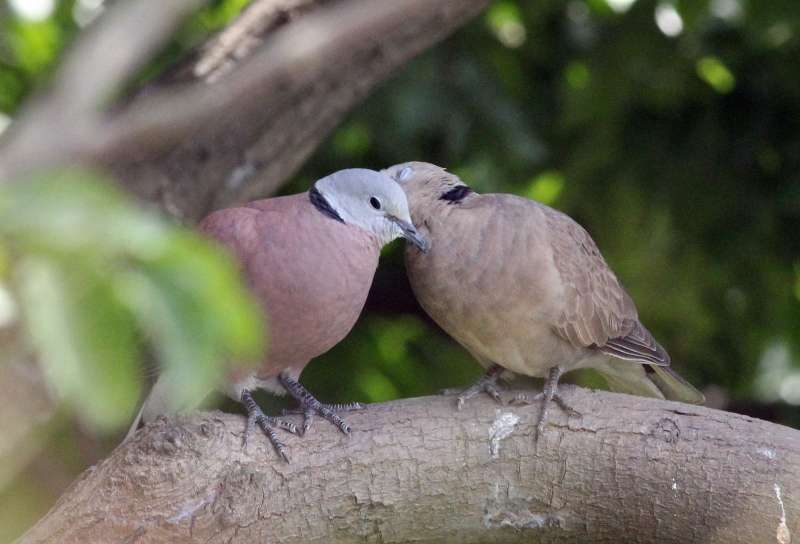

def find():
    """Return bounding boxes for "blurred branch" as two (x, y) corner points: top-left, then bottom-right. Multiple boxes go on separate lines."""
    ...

(0, 0), (207, 178)
(0, 349), (56, 491)
(18, 388), (800, 543)
(0, 0), (491, 221)
(107, 0), (492, 221)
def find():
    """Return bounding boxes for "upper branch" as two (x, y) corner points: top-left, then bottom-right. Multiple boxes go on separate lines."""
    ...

(0, 0), (206, 179)
(19, 387), (800, 543)
(0, 0), (491, 222)
(107, 0), (491, 221)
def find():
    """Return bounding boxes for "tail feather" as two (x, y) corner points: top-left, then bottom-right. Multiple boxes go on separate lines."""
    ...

(594, 360), (704, 405)
(646, 364), (705, 404)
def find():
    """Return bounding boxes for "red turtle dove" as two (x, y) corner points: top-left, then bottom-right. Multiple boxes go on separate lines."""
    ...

(130, 168), (427, 460)
(383, 161), (703, 438)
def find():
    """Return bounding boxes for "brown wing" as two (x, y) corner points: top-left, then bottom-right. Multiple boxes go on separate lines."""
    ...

(544, 206), (670, 366)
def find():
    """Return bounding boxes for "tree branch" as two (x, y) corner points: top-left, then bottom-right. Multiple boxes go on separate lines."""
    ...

(0, 0), (206, 179)
(0, 0), (491, 222)
(108, 0), (491, 221)
(19, 387), (800, 543)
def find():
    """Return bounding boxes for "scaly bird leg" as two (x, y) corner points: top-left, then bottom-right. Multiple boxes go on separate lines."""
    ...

(509, 366), (580, 439)
(279, 373), (354, 436)
(281, 402), (364, 436)
(442, 364), (505, 410)
(241, 390), (300, 463)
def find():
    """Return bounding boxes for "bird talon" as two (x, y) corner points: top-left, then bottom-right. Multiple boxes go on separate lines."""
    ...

(508, 392), (531, 406)
(451, 364), (506, 409)
(279, 374), (358, 436)
(241, 390), (296, 461)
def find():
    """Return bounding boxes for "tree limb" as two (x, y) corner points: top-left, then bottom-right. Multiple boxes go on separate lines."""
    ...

(0, 0), (206, 179)
(109, 0), (491, 221)
(0, 0), (491, 222)
(19, 387), (800, 543)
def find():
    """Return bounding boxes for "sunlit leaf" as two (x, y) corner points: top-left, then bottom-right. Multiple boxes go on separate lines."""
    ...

(486, 1), (527, 48)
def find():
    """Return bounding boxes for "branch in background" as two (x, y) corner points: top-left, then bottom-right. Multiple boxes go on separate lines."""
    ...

(191, 0), (321, 84)
(18, 387), (800, 543)
(108, 0), (491, 221)
(0, 0), (491, 221)
(0, 0), (207, 179)
(0, 350), (55, 491)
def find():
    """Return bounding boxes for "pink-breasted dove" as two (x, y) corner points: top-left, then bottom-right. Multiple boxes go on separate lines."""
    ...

(383, 161), (703, 437)
(130, 168), (428, 460)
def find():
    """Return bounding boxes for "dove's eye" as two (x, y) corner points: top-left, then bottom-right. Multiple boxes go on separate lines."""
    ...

(370, 197), (382, 210)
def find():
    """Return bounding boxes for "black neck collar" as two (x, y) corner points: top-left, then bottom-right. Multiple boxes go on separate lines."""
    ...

(309, 186), (344, 223)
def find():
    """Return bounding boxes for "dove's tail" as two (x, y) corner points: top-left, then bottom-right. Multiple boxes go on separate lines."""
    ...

(595, 360), (705, 405)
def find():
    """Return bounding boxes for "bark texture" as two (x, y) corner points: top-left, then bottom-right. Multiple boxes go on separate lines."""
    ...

(20, 387), (800, 544)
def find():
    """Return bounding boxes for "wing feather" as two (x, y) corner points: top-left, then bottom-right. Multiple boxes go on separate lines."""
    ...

(544, 206), (669, 366)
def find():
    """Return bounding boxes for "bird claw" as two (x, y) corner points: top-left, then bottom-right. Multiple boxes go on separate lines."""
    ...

(512, 367), (578, 441)
(444, 365), (505, 410)
(241, 390), (298, 462)
(279, 374), (359, 436)
(509, 392), (580, 418)
(282, 401), (364, 416)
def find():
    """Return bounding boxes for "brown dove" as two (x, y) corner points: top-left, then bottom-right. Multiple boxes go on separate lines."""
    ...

(383, 161), (703, 437)
(130, 168), (428, 460)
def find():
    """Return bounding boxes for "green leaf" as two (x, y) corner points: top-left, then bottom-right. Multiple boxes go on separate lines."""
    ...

(0, 169), (168, 258)
(117, 233), (265, 413)
(0, 169), (266, 430)
(696, 56), (736, 94)
(16, 256), (141, 430)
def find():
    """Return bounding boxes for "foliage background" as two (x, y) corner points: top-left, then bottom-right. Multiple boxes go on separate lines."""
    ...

(1, 0), (799, 540)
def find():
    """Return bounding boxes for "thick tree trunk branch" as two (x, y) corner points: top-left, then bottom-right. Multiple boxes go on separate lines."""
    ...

(19, 387), (800, 543)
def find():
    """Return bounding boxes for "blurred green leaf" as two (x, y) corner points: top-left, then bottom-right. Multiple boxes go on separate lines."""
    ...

(6, 19), (61, 73)
(565, 61), (591, 90)
(525, 170), (565, 205)
(486, 1), (527, 48)
(333, 122), (372, 157)
(0, 170), (265, 430)
(696, 56), (736, 94)
(16, 256), (140, 430)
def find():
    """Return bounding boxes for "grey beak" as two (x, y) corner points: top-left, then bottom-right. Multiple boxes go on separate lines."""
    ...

(390, 217), (429, 253)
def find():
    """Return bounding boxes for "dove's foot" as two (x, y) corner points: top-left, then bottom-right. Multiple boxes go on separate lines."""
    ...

(279, 373), (357, 436)
(509, 367), (580, 440)
(282, 401), (364, 436)
(442, 364), (506, 410)
(241, 389), (299, 462)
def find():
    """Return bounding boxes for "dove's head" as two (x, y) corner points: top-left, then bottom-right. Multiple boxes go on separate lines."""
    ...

(312, 168), (429, 252)
(383, 162), (475, 222)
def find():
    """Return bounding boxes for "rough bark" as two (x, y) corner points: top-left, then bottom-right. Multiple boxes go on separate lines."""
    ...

(19, 386), (800, 544)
